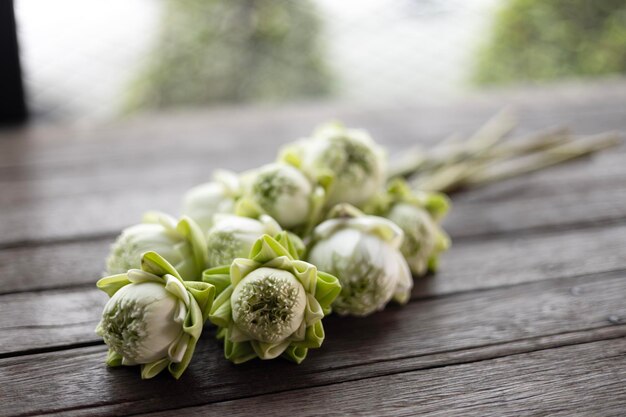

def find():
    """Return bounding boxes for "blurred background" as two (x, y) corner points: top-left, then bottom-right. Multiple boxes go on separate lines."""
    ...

(7, 0), (626, 125)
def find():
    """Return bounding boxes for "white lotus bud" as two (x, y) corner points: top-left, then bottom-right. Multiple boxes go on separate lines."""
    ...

(204, 234), (341, 364)
(387, 203), (450, 276)
(281, 123), (386, 207)
(106, 212), (207, 281)
(307, 212), (412, 316)
(242, 163), (313, 229)
(182, 170), (240, 232)
(205, 214), (282, 267)
(98, 279), (186, 365)
(96, 252), (215, 379)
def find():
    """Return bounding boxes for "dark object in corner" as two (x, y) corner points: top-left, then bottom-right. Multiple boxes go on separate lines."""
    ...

(0, 0), (27, 125)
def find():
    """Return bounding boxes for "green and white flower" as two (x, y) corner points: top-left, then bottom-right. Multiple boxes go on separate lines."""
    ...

(206, 214), (296, 268)
(106, 212), (207, 281)
(280, 122), (387, 208)
(96, 251), (215, 379)
(366, 179), (451, 276)
(203, 232), (341, 364)
(307, 206), (413, 316)
(182, 170), (240, 232)
(238, 163), (324, 231)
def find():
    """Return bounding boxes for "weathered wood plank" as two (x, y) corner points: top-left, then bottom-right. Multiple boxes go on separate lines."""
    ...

(1, 78), (624, 169)
(1, 320), (624, 416)
(1, 271), (624, 415)
(1, 148), (625, 247)
(141, 337), (626, 417)
(0, 83), (624, 246)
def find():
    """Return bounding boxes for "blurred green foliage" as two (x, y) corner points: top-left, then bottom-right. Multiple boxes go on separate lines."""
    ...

(124, 0), (332, 112)
(473, 0), (626, 85)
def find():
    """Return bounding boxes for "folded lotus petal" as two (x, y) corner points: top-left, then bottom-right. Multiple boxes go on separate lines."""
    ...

(304, 293), (324, 324)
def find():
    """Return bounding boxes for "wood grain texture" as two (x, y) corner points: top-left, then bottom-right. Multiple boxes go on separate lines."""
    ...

(1, 79), (624, 169)
(0, 83), (624, 246)
(1, 82), (626, 416)
(1, 273), (624, 416)
(140, 337), (626, 417)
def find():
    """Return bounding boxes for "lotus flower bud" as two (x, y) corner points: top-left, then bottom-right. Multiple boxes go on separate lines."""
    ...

(280, 123), (386, 208)
(203, 232), (341, 364)
(206, 214), (285, 268)
(307, 207), (413, 316)
(238, 163), (316, 229)
(106, 212), (207, 281)
(96, 252), (215, 379)
(182, 170), (240, 232)
(365, 179), (451, 276)
(387, 203), (450, 276)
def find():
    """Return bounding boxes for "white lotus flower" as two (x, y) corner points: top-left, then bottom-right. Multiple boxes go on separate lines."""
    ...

(307, 208), (412, 316)
(239, 163), (315, 229)
(106, 212), (207, 281)
(280, 123), (387, 207)
(96, 252), (214, 379)
(182, 170), (240, 232)
(204, 233), (341, 364)
(205, 214), (283, 268)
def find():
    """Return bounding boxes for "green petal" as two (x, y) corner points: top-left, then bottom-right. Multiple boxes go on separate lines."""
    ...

(168, 336), (198, 379)
(277, 142), (303, 168)
(273, 231), (304, 260)
(251, 340), (290, 360)
(184, 294), (205, 341)
(209, 286), (234, 328)
(282, 345), (308, 364)
(294, 320), (325, 349)
(164, 275), (191, 306)
(202, 266), (231, 295)
(126, 269), (163, 285)
(314, 271), (342, 315)
(105, 349), (123, 367)
(422, 192), (450, 221)
(235, 197), (265, 219)
(263, 256), (294, 272)
(141, 251), (183, 280)
(141, 358), (170, 379)
(165, 295), (207, 379)
(230, 258), (259, 287)
(250, 234), (292, 263)
(177, 216), (209, 280)
(184, 281), (215, 322)
(223, 327), (257, 364)
(290, 260), (318, 294)
(427, 255), (439, 273)
(304, 293), (324, 324)
(96, 274), (131, 297)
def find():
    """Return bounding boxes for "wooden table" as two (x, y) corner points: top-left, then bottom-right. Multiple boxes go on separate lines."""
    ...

(1, 81), (625, 416)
